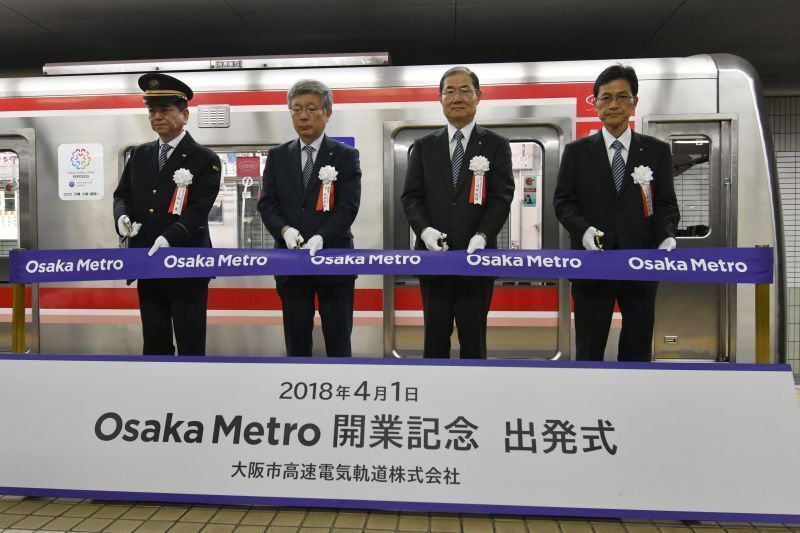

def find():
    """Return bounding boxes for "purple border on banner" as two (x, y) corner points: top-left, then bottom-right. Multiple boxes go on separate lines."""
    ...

(0, 487), (796, 523)
(0, 353), (791, 372)
(8, 247), (773, 284)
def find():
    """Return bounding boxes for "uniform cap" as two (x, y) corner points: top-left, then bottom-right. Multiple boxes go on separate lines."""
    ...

(138, 73), (193, 106)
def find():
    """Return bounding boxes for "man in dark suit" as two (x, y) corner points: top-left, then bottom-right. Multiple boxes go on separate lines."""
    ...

(553, 64), (680, 362)
(113, 73), (221, 356)
(402, 67), (515, 358)
(257, 79), (361, 357)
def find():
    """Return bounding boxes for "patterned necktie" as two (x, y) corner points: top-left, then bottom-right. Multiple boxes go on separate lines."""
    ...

(610, 139), (625, 192)
(451, 129), (464, 188)
(158, 143), (171, 171)
(302, 145), (315, 189)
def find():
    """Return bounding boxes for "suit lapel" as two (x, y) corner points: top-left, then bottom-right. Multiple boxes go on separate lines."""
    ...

(434, 127), (453, 196)
(302, 135), (338, 205)
(454, 125), (486, 198)
(591, 132), (620, 197)
(625, 133), (647, 195)
(287, 139), (304, 200)
(157, 131), (196, 186)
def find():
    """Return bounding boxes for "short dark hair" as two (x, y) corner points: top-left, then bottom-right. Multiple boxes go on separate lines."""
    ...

(593, 64), (638, 97)
(439, 66), (480, 94)
(173, 99), (188, 112)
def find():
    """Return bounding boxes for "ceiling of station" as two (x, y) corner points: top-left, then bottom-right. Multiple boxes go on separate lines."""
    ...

(0, 0), (797, 87)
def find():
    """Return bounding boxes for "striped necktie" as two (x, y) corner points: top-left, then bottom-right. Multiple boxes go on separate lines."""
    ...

(302, 145), (315, 189)
(451, 129), (464, 188)
(158, 143), (171, 171)
(610, 139), (625, 193)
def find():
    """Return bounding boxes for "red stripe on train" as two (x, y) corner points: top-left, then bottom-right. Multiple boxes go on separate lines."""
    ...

(0, 83), (594, 112)
(0, 286), (560, 312)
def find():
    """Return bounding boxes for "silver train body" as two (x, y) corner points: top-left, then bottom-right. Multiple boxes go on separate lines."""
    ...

(0, 54), (784, 363)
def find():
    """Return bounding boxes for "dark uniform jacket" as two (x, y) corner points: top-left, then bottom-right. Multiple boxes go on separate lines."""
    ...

(113, 132), (221, 249)
(401, 125), (515, 251)
(553, 130), (680, 250)
(257, 135), (362, 283)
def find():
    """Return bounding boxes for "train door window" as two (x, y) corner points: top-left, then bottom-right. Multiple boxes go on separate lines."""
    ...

(669, 136), (711, 238)
(387, 122), (568, 360)
(0, 150), (19, 255)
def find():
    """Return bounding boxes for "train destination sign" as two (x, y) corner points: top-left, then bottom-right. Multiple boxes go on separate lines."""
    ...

(0, 356), (798, 522)
(9, 247), (773, 284)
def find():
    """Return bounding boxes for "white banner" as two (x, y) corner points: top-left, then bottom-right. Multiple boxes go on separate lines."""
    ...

(0, 357), (799, 522)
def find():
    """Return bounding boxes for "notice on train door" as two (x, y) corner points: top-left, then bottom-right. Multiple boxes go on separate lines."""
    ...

(58, 143), (104, 200)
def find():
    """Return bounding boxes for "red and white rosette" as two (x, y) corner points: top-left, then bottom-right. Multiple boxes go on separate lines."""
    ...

(631, 165), (654, 217)
(316, 165), (338, 212)
(468, 155), (490, 205)
(169, 168), (193, 215)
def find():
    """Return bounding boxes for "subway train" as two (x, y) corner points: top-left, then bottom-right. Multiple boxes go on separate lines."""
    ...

(0, 53), (784, 363)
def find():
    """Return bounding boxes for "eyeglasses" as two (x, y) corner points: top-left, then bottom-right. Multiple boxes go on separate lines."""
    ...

(595, 94), (634, 106)
(290, 105), (322, 115)
(441, 87), (477, 100)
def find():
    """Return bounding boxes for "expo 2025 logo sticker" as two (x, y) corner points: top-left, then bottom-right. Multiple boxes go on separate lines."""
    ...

(70, 148), (91, 170)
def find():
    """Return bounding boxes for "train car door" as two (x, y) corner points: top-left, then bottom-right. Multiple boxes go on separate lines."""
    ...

(0, 129), (38, 353)
(644, 116), (736, 361)
(383, 120), (571, 359)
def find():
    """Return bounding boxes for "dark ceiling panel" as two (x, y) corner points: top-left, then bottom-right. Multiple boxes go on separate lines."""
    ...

(227, 0), (457, 66)
(42, 14), (263, 62)
(0, 0), (796, 84)
(0, 0), (233, 22)
(454, 0), (685, 64)
(640, 0), (800, 80)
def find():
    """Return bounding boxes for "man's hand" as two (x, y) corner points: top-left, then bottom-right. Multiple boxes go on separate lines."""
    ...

(467, 233), (487, 254)
(582, 227), (604, 251)
(147, 236), (170, 256)
(658, 237), (677, 252)
(421, 227), (447, 252)
(301, 235), (323, 256)
(281, 226), (304, 250)
(117, 215), (141, 238)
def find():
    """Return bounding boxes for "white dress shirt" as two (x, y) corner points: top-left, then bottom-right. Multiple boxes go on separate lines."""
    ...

(299, 133), (325, 169)
(601, 126), (632, 166)
(158, 129), (187, 161)
(447, 121), (476, 160)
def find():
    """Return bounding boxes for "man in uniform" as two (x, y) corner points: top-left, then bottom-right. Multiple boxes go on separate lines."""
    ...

(553, 64), (680, 361)
(401, 66), (515, 358)
(257, 79), (361, 357)
(113, 73), (221, 356)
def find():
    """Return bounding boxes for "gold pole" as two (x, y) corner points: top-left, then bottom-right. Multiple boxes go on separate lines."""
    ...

(754, 245), (771, 364)
(11, 282), (25, 353)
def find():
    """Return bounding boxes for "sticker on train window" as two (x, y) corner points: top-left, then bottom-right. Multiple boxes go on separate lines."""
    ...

(58, 143), (104, 201)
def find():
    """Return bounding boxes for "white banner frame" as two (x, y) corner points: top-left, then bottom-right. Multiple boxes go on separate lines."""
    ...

(0, 356), (798, 523)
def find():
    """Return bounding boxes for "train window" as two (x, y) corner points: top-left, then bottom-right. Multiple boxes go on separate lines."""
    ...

(0, 150), (19, 255)
(669, 136), (711, 238)
(214, 149), (273, 249)
(508, 141), (543, 250)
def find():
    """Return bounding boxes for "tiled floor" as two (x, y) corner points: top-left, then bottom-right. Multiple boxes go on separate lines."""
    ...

(0, 496), (797, 533)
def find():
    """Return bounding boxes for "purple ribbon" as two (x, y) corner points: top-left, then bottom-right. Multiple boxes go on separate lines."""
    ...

(8, 247), (773, 284)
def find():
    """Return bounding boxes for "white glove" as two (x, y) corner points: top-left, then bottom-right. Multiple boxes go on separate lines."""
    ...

(582, 227), (604, 251)
(282, 226), (304, 250)
(301, 234), (323, 256)
(658, 237), (677, 252)
(421, 227), (447, 252)
(117, 215), (141, 238)
(467, 233), (487, 254)
(147, 236), (170, 256)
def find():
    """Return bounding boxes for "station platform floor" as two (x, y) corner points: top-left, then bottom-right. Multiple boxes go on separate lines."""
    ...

(1, 391), (797, 533)
(0, 495), (799, 533)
